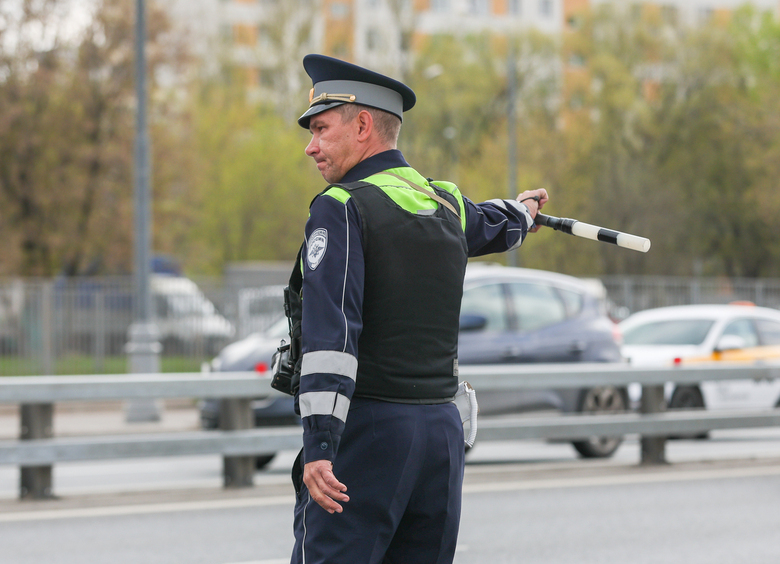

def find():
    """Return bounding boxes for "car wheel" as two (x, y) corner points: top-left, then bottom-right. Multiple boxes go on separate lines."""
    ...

(571, 386), (626, 458)
(255, 454), (276, 470)
(668, 386), (708, 439)
(668, 385), (705, 409)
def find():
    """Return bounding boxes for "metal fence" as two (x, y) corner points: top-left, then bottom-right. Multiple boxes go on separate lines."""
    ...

(602, 275), (780, 319)
(0, 276), (284, 376)
(1, 364), (779, 498)
(3, 274), (780, 376)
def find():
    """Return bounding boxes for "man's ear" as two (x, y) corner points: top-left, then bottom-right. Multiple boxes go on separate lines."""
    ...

(356, 109), (373, 142)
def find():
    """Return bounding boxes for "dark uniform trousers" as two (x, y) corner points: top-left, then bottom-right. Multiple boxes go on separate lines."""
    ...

(291, 397), (465, 564)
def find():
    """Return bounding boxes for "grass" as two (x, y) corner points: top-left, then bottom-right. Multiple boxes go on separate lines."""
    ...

(0, 354), (207, 376)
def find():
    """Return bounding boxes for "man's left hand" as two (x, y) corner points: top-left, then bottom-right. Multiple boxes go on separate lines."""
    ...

(517, 188), (549, 233)
(303, 459), (350, 514)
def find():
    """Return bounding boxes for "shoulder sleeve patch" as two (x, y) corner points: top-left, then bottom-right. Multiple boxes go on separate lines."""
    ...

(306, 228), (328, 270)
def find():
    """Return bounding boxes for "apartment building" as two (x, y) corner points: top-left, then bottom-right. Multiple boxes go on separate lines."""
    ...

(163, 0), (779, 94)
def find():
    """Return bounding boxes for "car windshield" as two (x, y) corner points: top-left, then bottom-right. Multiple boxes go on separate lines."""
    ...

(623, 319), (715, 345)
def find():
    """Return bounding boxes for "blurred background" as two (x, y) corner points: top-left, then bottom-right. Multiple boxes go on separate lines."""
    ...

(2, 0), (780, 375)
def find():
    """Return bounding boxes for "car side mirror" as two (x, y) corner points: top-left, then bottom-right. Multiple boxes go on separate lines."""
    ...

(459, 314), (487, 332)
(715, 334), (746, 352)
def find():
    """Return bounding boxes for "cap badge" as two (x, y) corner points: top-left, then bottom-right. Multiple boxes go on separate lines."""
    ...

(308, 92), (357, 108)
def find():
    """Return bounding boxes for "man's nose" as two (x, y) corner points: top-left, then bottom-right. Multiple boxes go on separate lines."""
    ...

(305, 137), (318, 156)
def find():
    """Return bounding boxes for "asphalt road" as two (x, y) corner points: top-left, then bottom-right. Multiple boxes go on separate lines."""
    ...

(1, 456), (779, 564)
(2, 404), (780, 563)
(1, 427), (780, 563)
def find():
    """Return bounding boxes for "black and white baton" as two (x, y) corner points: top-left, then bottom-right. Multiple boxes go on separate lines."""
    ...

(535, 213), (651, 253)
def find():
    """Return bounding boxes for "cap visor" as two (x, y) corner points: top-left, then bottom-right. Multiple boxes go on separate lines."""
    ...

(298, 101), (346, 129)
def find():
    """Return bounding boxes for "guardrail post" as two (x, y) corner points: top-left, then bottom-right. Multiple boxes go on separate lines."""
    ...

(640, 385), (667, 465)
(20, 403), (55, 499)
(220, 399), (254, 488)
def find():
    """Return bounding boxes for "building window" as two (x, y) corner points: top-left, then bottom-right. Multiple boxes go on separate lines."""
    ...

(509, 0), (522, 16)
(330, 2), (350, 19)
(366, 28), (382, 51)
(539, 0), (552, 18)
(220, 24), (232, 42)
(661, 5), (678, 26)
(468, 0), (489, 15)
(333, 42), (350, 58)
(431, 0), (450, 12)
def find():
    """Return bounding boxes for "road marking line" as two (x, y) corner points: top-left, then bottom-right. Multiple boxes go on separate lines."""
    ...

(463, 464), (780, 494)
(3, 465), (778, 523)
(0, 494), (294, 523)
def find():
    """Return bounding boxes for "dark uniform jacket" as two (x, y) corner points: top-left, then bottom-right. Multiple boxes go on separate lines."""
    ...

(298, 149), (534, 464)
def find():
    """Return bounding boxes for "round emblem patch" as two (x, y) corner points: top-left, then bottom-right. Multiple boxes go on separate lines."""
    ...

(306, 228), (328, 270)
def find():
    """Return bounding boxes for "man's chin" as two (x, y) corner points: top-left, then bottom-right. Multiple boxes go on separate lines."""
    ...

(320, 172), (343, 184)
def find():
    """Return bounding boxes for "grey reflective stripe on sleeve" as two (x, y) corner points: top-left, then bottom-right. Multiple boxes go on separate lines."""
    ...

(299, 391), (351, 422)
(301, 350), (358, 381)
(486, 199), (533, 251)
(485, 198), (507, 209)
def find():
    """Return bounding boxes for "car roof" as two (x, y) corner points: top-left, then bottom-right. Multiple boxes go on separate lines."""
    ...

(464, 263), (599, 295)
(150, 275), (200, 293)
(619, 304), (780, 327)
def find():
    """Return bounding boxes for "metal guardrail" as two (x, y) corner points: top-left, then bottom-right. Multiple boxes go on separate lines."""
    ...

(1, 364), (779, 499)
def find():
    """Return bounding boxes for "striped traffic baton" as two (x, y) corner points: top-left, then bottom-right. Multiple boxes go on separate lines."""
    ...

(535, 213), (651, 253)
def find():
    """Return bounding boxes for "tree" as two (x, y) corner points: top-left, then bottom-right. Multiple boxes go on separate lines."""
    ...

(171, 79), (322, 274)
(0, 0), (188, 276)
(531, 4), (780, 277)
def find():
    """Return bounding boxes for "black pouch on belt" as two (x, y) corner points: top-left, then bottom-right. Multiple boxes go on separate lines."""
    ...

(271, 245), (304, 396)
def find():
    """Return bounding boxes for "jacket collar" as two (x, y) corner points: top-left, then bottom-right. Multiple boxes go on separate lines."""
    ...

(339, 149), (410, 184)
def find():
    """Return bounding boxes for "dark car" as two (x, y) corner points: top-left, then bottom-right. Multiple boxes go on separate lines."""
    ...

(458, 264), (626, 457)
(199, 316), (297, 468)
(201, 264), (626, 466)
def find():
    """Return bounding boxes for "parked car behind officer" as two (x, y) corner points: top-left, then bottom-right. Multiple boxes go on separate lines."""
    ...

(201, 264), (626, 467)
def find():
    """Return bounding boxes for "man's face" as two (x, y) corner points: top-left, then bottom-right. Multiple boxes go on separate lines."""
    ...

(305, 108), (360, 183)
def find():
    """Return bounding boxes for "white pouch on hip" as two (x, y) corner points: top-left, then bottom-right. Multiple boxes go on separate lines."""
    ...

(452, 381), (478, 448)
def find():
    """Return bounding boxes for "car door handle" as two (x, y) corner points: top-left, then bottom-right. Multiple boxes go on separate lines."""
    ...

(569, 340), (587, 353)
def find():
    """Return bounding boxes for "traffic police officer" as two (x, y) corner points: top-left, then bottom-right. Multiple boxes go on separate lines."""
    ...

(290, 54), (548, 564)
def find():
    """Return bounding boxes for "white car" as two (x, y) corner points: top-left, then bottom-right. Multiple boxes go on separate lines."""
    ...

(619, 304), (780, 410)
(151, 275), (235, 355)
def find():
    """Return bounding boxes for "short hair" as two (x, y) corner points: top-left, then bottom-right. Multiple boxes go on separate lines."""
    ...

(336, 104), (401, 147)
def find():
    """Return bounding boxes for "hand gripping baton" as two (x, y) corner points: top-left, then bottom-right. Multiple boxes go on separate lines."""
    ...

(535, 213), (651, 253)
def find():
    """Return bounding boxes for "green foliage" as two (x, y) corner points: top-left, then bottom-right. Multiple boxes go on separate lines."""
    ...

(3, 2), (780, 278)
(542, 4), (780, 277)
(0, 354), (205, 376)
(170, 80), (321, 273)
(0, 0), (185, 276)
